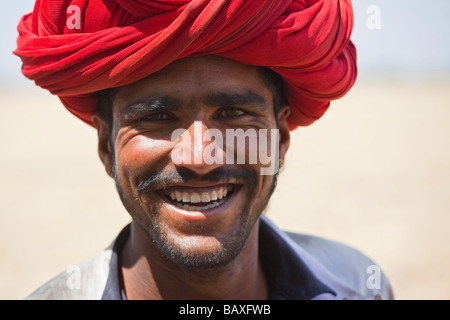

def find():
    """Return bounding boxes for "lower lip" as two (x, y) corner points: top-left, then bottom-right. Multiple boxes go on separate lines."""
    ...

(158, 186), (241, 222)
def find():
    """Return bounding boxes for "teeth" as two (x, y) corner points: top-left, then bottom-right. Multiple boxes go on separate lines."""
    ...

(167, 185), (235, 208)
(201, 192), (210, 202)
(175, 198), (225, 211)
(190, 192), (201, 203)
(182, 192), (190, 203)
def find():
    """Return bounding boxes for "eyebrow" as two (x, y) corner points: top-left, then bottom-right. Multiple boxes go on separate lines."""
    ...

(119, 90), (268, 120)
(204, 91), (268, 110)
(120, 96), (181, 120)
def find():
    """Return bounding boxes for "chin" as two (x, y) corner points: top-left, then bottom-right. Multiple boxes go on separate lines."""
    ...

(155, 233), (243, 269)
(144, 198), (258, 269)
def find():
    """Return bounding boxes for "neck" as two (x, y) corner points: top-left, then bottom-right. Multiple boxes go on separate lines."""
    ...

(120, 219), (268, 300)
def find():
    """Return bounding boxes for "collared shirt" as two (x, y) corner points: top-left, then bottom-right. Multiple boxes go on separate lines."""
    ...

(100, 216), (391, 300)
(26, 216), (393, 300)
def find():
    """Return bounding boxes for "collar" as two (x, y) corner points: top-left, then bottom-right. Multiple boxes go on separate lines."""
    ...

(101, 216), (336, 300)
(258, 216), (335, 299)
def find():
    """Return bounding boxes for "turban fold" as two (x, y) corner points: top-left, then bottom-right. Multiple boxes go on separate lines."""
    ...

(14, 0), (357, 130)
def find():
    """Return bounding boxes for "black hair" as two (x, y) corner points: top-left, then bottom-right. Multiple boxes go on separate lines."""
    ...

(257, 66), (288, 118)
(95, 66), (287, 137)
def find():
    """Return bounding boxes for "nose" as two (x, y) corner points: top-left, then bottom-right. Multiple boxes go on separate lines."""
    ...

(170, 120), (226, 175)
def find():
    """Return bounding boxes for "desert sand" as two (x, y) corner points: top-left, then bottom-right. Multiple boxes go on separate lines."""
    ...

(0, 77), (449, 299)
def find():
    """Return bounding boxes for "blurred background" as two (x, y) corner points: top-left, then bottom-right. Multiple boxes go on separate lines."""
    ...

(1, 0), (449, 300)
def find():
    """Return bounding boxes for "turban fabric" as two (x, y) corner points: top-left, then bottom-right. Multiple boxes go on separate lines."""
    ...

(14, 0), (357, 130)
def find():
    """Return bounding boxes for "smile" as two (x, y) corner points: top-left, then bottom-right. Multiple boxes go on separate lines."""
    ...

(161, 184), (237, 211)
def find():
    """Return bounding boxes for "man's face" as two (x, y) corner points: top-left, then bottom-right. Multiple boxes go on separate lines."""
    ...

(95, 56), (290, 268)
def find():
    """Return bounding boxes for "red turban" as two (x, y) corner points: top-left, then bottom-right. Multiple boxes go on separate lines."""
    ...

(14, 0), (357, 130)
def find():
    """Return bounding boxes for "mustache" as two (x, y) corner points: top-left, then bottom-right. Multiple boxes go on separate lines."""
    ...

(136, 166), (258, 194)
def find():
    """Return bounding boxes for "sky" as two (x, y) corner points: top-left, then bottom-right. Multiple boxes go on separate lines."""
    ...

(1, 0), (449, 85)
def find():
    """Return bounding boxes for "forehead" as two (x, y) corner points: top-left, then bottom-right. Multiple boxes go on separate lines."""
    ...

(112, 55), (271, 111)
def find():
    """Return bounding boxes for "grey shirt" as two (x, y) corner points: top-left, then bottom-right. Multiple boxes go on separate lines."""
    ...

(26, 216), (394, 300)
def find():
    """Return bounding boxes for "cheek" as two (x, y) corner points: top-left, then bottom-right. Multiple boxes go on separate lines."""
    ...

(115, 136), (174, 183)
(234, 129), (279, 176)
(241, 173), (275, 219)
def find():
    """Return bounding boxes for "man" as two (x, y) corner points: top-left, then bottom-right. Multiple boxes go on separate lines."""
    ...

(15, 0), (393, 300)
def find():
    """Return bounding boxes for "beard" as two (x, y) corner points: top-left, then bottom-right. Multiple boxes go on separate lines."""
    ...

(146, 199), (255, 269)
(114, 164), (278, 269)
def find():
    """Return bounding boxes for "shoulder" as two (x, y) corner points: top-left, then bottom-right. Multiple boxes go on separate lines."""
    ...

(285, 231), (394, 300)
(25, 245), (113, 300)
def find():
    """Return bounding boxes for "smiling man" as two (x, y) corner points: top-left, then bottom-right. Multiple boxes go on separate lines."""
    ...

(15, 0), (393, 300)
(95, 56), (289, 299)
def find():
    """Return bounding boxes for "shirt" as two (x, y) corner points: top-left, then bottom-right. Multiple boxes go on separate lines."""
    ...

(100, 216), (392, 300)
(26, 216), (393, 300)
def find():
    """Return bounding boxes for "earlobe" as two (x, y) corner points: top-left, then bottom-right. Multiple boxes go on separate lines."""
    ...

(277, 105), (291, 163)
(91, 113), (114, 178)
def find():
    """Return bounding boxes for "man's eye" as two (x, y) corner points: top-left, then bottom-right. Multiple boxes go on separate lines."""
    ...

(138, 112), (173, 122)
(216, 108), (247, 119)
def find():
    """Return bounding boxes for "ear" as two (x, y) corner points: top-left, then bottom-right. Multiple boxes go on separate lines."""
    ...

(91, 113), (114, 178)
(277, 105), (291, 164)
